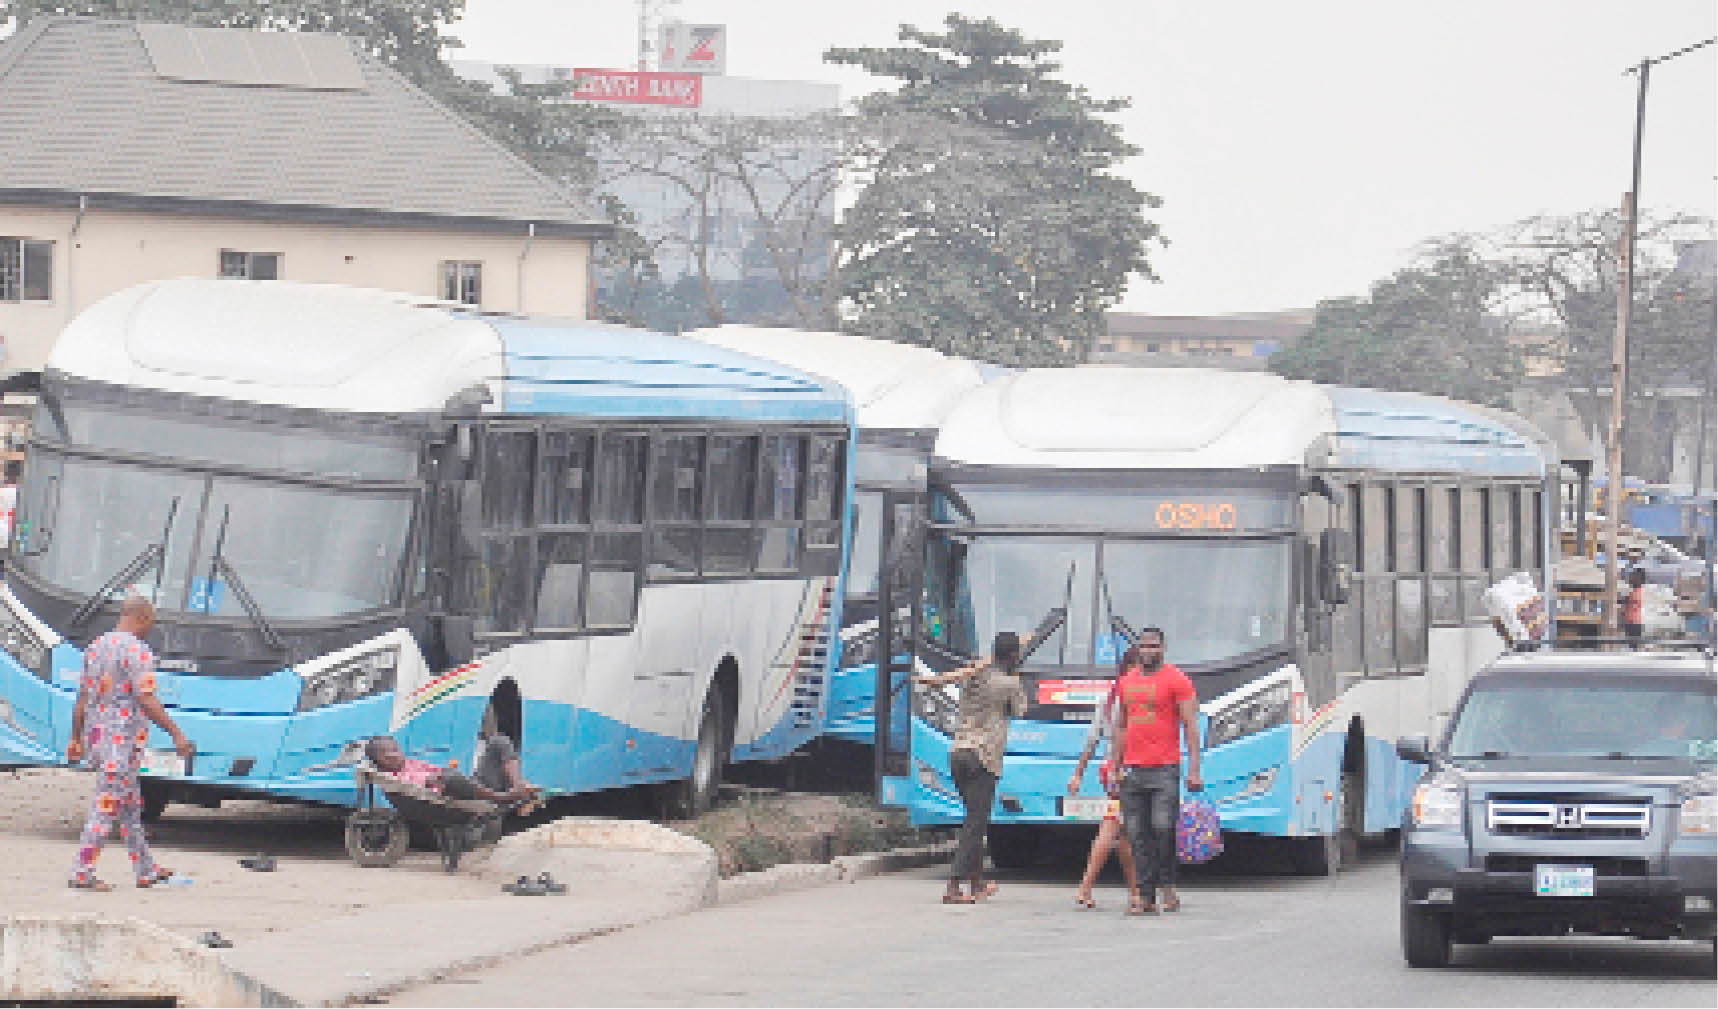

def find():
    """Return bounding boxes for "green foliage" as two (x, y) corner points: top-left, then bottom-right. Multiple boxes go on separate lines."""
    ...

(1271, 240), (1524, 407)
(827, 14), (1162, 366)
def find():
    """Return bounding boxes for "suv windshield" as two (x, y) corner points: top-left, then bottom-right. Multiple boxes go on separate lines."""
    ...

(1447, 678), (1717, 761)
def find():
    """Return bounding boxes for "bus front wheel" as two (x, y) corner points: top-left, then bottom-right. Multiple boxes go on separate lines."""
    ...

(660, 683), (728, 820)
(139, 778), (170, 823)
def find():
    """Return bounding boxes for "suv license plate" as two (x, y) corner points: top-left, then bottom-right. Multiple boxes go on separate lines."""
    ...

(139, 750), (185, 776)
(1534, 864), (1594, 897)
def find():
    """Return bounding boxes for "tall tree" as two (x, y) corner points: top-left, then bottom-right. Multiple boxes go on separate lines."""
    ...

(826, 15), (1162, 365)
(1269, 239), (1524, 407)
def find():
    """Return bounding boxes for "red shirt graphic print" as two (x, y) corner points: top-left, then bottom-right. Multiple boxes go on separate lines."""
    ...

(1115, 664), (1195, 768)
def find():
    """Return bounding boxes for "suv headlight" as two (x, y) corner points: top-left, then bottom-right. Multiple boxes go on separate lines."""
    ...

(298, 647), (399, 713)
(1411, 776), (1464, 830)
(913, 682), (961, 736)
(1206, 681), (1292, 748)
(0, 604), (51, 680)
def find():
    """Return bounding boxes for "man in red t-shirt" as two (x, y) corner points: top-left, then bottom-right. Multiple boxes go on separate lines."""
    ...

(1104, 628), (1202, 915)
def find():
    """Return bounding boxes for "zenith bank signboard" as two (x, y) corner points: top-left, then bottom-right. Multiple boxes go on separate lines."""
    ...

(572, 68), (701, 107)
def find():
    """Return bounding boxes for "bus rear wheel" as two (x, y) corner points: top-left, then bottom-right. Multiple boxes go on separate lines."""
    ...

(660, 683), (728, 820)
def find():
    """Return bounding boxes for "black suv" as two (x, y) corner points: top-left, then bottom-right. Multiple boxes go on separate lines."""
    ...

(1396, 648), (1716, 968)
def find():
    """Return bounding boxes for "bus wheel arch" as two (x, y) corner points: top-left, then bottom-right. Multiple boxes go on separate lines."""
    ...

(660, 657), (738, 820)
(486, 678), (523, 750)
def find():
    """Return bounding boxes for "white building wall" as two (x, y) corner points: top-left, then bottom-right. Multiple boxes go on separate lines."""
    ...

(0, 205), (592, 372)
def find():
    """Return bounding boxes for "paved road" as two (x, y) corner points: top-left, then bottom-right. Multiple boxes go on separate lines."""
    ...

(387, 842), (1716, 1007)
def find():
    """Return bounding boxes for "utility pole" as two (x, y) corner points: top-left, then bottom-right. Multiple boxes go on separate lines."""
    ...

(1601, 36), (1717, 636)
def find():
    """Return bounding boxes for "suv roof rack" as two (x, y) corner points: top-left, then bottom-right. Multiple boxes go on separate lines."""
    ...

(1512, 637), (1717, 657)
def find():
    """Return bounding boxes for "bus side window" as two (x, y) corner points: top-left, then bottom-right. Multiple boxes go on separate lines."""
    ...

(755, 434), (804, 573)
(648, 433), (703, 579)
(705, 434), (757, 575)
(534, 430), (592, 631)
(589, 432), (646, 628)
(803, 435), (845, 576)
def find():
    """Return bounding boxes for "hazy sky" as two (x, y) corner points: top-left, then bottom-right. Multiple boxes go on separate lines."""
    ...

(455, 2), (1716, 316)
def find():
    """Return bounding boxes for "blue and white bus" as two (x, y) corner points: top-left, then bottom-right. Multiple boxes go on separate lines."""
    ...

(0, 279), (853, 820)
(686, 326), (986, 761)
(890, 366), (1557, 873)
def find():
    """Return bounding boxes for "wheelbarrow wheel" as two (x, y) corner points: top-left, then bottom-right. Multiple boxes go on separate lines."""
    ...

(344, 810), (409, 868)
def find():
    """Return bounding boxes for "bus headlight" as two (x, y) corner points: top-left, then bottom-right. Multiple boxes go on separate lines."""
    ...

(0, 605), (50, 680)
(1206, 682), (1292, 748)
(298, 647), (398, 712)
(1411, 776), (1464, 830)
(913, 683), (961, 736)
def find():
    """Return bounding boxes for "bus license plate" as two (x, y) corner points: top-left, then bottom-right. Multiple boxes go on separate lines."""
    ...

(1534, 864), (1594, 897)
(139, 750), (185, 776)
(1061, 797), (1110, 821)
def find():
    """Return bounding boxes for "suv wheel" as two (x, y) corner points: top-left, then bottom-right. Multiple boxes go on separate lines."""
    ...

(1401, 896), (1453, 968)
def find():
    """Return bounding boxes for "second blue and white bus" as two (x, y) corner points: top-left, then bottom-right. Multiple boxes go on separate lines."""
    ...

(686, 326), (988, 767)
(0, 278), (853, 820)
(891, 366), (1557, 872)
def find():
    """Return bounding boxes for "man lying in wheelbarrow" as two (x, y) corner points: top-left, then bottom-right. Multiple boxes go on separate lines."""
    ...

(363, 736), (540, 803)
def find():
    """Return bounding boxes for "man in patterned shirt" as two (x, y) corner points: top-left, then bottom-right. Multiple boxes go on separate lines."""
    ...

(66, 596), (194, 890)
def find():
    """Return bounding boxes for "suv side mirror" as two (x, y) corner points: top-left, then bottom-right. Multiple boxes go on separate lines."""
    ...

(1396, 735), (1431, 764)
(1319, 528), (1354, 604)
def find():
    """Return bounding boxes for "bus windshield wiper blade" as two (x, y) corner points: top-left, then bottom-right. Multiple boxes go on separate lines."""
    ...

(205, 504), (286, 653)
(1449, 750), (1517, 760)
(68, 497), (180, 629)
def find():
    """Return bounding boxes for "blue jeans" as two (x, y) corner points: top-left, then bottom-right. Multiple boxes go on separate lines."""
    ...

(1120, 764), (1180, 891)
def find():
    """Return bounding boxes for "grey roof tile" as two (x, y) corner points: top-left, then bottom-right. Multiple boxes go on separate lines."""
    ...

(0, 17), (606, 233)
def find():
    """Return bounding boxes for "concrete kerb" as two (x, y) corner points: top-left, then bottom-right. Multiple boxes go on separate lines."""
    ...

(718, 840), (955, 905)
(0, 912), (294, 1008)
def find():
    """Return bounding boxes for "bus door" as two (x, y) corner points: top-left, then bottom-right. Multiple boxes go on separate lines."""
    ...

(873, 489), (923, 806)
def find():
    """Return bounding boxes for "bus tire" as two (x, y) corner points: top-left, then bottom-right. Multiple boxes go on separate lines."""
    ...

(985, 824), (1039, 871)
(139, 778), (170, 823)
(661, 682), (728, 820)
(345, 810), (409, 868)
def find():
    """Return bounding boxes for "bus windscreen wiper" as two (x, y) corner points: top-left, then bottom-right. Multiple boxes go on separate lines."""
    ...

(204, 505), (286, 653)
(1019, 605), (1068, 664)
(68, 497), (179, 629)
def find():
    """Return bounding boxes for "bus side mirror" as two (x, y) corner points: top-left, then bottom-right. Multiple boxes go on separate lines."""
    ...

(1319, 528), (1353, 604)
(457, 480), (482, 551)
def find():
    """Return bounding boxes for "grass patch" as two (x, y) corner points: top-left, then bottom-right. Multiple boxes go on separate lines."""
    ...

(675, 790), (941, 877)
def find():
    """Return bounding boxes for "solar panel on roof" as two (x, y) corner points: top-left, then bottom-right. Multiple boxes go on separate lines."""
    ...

(137, 23), (365, 91)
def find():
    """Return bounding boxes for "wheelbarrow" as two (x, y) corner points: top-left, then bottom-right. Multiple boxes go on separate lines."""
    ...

(344, 765), (524, 872)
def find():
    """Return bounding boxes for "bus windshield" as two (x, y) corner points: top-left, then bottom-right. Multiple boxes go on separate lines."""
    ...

(15, 397), (419, 621)
(924, 533), (1293, 669)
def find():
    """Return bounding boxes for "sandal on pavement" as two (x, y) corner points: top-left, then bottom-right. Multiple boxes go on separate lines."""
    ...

(238, 854), (277, 872)
(1126, 897), (1158, 916)
(198, 931), (234, 949)
(68, 877), (112, 892)
(502, 875), (548, 896)
(941, 892), (977, 905)
(1074, 894), (1098, 910)
(973, 881), (1000, 901)
(535, 872), (567, 895)
(1160, 892), (1182, 913)
(136, 867), (175, 888)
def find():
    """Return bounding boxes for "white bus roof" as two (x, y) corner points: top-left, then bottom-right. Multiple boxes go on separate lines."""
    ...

(686, 325), (986, 433)
(48, 280), (849, 422)
(934, 366), (1549, 476)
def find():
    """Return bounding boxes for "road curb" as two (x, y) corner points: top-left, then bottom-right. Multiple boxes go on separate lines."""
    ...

(718, 841), (955, 905)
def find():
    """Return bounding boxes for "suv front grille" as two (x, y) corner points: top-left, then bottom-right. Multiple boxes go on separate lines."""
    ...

(1484, 854), (1649, 877)
(1486, 798), (1651, 838)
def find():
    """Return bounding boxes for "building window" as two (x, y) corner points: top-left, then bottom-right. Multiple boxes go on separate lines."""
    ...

(218, 250), (281, 280)
(0, 238), (54, 302)
(439, 261), (482, 305)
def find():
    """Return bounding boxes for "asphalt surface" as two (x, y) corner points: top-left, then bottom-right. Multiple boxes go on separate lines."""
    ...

(385, 839), (1717, 1008)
